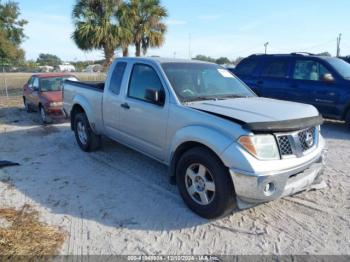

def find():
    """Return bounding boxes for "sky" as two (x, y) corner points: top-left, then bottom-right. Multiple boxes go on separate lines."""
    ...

(15, 0), (350, 61)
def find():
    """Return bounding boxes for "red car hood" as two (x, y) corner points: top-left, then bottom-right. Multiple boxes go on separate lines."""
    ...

(41, 91), (62, 102)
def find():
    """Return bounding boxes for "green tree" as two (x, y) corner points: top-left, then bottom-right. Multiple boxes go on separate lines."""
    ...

(121, 0), (167, 57)
(0, 1), (27, 65)
(215, 57), (231, 65)
(316, 52), (331, 57)
(72, 0), (130, 68)
(193, 55), (216, 63)
(36, 53), (62, 66)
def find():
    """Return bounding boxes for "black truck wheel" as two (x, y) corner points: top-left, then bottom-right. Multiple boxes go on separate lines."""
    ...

(74, 112), (101, 152)
(176, 147), (236, 219)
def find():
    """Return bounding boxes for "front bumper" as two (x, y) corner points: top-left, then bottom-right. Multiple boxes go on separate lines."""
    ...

(230, 152), (326, 209)
(46, 107), (65, 118)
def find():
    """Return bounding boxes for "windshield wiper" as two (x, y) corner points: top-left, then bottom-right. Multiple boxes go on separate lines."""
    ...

(183, 96), (220, 102)
(216, 94), (247, 99)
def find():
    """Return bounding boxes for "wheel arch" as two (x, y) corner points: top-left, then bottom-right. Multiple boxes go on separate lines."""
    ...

(168, 126), (234, 184)
(342, 100), (350, 121)
(70, 104), (86, 130)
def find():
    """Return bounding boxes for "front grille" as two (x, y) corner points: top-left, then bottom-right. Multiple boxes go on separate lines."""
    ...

(276, 127), (318, 158)
(298, 127), (316, 151)
(277, 135), (293, 156)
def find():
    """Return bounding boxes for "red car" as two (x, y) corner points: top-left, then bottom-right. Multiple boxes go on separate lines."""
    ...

(23, 73), (78, 123)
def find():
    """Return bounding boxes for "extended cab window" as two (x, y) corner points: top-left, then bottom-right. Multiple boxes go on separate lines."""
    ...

(235, 59), (259, 76)
(128, 64), (164, 104)
(110, 62), (127, 95)
(261, 60), (289, 78)
(293, 60), (330, 81)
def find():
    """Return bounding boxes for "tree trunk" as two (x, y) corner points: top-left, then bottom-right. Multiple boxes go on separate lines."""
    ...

(122, 47), (129, 57)
(135, 42), (141, 57)
(103, 46), (115, 70)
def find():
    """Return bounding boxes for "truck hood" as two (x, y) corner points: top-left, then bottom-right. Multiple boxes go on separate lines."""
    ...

(189, 97), (323, 132)
(41, 91), (62, 102)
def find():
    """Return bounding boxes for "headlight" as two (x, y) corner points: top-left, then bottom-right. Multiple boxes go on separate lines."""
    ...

(238, 135), (280, 160)
(49, 102), (63, 107)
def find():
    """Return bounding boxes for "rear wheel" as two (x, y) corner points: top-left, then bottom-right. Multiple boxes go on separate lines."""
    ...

(176, 147), (236, 219)
(74, 112), (101, 152)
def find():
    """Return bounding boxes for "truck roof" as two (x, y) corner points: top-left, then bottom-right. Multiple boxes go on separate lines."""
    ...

(116, 57), (213, 65)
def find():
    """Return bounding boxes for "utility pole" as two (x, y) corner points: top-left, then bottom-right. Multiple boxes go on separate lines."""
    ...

(264, 42), (269, 54)
(336, 33), (342, 57)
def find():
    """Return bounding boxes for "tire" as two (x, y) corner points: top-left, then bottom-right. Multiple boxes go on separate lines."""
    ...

(39, 105), (51, 124)
(345, 110), (350, 130)
(176, 147), (236, 219)
(23, 97), (32, 112)
(73, 112), (101, 152)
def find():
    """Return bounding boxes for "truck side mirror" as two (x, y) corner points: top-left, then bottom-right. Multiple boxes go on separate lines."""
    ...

(322, 73), (334, 83)
(145, 89), (165, 106)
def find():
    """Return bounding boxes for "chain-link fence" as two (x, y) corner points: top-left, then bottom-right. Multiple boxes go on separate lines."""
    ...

(0, 71), (106, 109)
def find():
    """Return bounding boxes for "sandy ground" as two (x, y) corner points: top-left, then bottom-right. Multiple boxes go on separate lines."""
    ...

(0, 106), (349, 255)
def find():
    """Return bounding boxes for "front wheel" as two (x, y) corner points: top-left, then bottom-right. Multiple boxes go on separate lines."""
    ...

(176, 147), (236, 219)
(73, 112), (101, 152)
(23, 97), (32, 112)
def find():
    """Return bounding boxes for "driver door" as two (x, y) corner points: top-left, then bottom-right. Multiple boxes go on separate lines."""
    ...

(28, 77), (40, 108)
(118, 63), (169, 161)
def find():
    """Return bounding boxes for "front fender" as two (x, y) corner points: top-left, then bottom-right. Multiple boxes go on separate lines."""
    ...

(168, 125), (234, 165)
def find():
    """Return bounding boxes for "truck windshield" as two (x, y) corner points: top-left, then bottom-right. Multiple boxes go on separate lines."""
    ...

(162, 63), (255, 102)
(40, 76), (78, 92)
(326, 58), (350, 79)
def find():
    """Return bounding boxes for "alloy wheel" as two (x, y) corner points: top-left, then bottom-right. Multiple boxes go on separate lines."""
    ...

(185, 163), (216, 205)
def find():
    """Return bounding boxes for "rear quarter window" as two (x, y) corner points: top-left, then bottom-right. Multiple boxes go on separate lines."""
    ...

(109, 62), (127, 95)
(235, 58), (259, 76)
(260, 60), (289, 78)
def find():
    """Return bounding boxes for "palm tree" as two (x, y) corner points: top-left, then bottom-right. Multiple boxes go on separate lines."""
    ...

(116, 2), (134, 57)
(120, 0), (167, 57)
(72, 0), (130, 67)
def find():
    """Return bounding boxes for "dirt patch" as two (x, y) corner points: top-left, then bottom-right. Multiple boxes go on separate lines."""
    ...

(0, 205), (65, 256)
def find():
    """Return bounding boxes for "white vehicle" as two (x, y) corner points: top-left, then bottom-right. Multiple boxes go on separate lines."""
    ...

(83, 64), (103, 73)
(56, 63), (76, 72)
(38, 65), (54, 73)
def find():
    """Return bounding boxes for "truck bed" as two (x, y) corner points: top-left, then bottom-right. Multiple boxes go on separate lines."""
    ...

(64, 80), (105, 92)
(63, 79), (105, 133)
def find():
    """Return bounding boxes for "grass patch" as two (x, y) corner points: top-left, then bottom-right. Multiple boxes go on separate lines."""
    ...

(0, 204), (65, 256)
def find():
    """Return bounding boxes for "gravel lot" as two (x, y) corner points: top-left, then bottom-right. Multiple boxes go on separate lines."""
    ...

(0, 106), (349, 255)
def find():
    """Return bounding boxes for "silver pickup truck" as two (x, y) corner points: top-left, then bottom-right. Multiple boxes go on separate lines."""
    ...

(63, 57), (326, 219)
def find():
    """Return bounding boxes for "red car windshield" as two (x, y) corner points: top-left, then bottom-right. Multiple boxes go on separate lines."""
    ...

(40, 76), (78, 92)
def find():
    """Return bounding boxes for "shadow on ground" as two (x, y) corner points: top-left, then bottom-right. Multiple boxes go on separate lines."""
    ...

(1, 108), (349, 232)
(0, 110), (214, 231)
(321, 120), (350, 140)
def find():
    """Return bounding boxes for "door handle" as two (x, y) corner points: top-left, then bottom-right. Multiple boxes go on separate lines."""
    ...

(120, 103), (130, 109)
